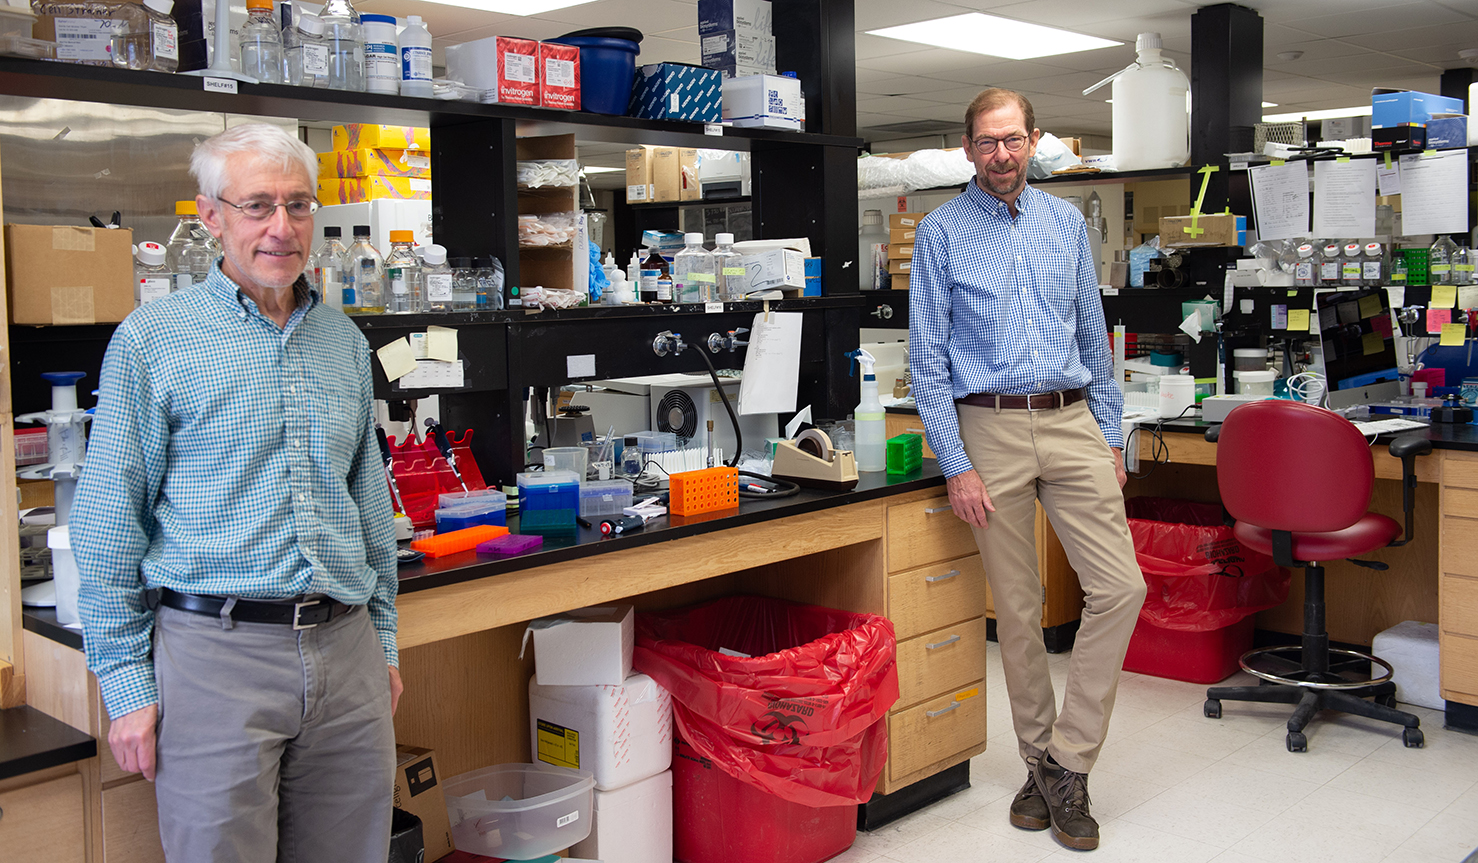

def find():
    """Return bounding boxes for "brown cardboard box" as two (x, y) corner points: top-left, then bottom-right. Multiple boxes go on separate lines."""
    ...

(393, 745), (452, 862)
(889, 244), (914, 260)
(889, 227), (916, 244)
(679, 148), (701, 201)
(888, 212), (924, 229)
(1159, 213), (1240, 248)
(5, 225), (134, 325)
(650, 146), (682, 202)
(892, 274), (910, 292)
(625, 147), (654, 203)
(887, 258), (912, 275)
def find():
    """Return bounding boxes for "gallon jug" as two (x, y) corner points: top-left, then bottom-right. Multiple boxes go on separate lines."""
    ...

(1084, 32), (1190, 172)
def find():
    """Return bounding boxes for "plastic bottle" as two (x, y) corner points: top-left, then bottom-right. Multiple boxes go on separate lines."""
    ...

(1293, 243), (1316, 287)
(165, 201), (214, 291)
(1389, 252), (1408, 286)
(384, 230), (421, 314)
(713, 233), (745, 301)
(134, 241), (170, 307)
(621, 435), (643, 478)
(34, 0), (127, 66)
(600, 252), (618, 284)
(288, 13), (329, 87)
(1457, 246), (1475, 286)
(858, 209), (886, 290)
(848, 348), (885, 472)
(626, 251), (641, 286)
(421, 245), (453, 312)
(640, 248), (670, 303)
(1083, 32), (1190, 172)
(239, 0), (283, 83)
(672, 232), (716, 303)
(311, 226), (348, 309)
(1362, 242), (1384, 287)
(1341, 242), (1363, 287)
(449, 256), (478, 310)
(318, 0), (364, 92)
(1319, 243), (1341, 285)
(110, 0), (179, 72)
(361, 13), (398, 95)
(399, 14), (433, 98)
(343, 225), (384, 314)
(1431, 235), (1458, 286)
(475, 256), (504, 310)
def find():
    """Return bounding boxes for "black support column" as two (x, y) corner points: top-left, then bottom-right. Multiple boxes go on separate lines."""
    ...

(773, 0), (856, 137)
(430, 115), (520, 298)
(1441, 67), (1476, 112)
(1190, 3), (1263, 214)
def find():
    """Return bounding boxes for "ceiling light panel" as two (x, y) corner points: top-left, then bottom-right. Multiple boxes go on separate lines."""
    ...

(1262, 106), (1372, 122)
(867, 13), (1123, 60)
(424, 0), (595, 15)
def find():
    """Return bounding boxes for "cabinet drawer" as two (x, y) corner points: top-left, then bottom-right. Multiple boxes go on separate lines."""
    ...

(1444, 487), (1478, 520)
(887, 556), (986, 639)
(888, 682), (986, 783)
(1441, 632), (1478, 703)
(0, 772), (86, 861)
(1443, 575), (1478, 639)
(884, 414), (935, 459)
(1442, 517), (1478, 579)
(895, 617), (987, 709)
(887, 495), (977, 572)
(1445, 453), (1478, 490)
(103, 777), (166, 863)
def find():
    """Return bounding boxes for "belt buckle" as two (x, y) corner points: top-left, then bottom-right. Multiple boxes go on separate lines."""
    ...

(292, 599), (323, 630)
(1026, 392), (1063, 412)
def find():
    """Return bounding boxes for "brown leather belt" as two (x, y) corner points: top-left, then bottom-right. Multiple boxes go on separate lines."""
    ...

(956, 387), (1088, 411)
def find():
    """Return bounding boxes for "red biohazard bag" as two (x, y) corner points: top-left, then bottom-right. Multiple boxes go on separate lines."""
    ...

(633, 595), (899, 808)
(1126, 497), (1291, 632)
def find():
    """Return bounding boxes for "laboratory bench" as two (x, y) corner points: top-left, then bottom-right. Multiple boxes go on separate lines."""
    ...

(0, 705), (96, 859)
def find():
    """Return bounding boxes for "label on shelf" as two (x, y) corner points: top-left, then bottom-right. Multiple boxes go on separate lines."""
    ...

(203, 77), (239, 94)
(705, 301), (724, 313)
(705, 123), (723, 136)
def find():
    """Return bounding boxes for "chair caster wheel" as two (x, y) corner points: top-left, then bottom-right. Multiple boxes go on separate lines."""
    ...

(1376, 693), (1397, 708)
(1403, 728), (1424, 748)
(1204, 699), (1222, 719)
(1287, 731), (1307, 752)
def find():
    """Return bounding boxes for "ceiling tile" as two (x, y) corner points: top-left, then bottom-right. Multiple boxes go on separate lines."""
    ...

(1279, 2), (1472, 38)
(858, 75), (973, 96)
(854, 33), (936, 61)
(528, 0), (694, 28)
(1342, 23), (1478, 53)
(987, 0), (1192, 29)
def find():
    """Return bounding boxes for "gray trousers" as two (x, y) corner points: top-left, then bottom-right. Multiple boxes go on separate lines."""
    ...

(152, 603), (396, 862)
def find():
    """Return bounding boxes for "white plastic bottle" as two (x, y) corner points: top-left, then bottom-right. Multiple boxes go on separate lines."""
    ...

(858, 209), (886, 290)
(626, 251), (641, 285)
(1085, 32), (1190, 171)
(849, 348), (886, 472)
(361, 13), (398, 95)
(421, 244), (453, 312)
(398, 14), (433, 98)
(288, 13), (329, 87)
(134, 241), (171, 307)
(672, 232), (716, 303)
(713, 232), (744, 301)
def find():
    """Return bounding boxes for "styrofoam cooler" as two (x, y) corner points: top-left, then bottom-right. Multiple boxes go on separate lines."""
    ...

(528, 671), (673, 791)
(570, 769), (673, 863)
(1372, 620), (1443, 710)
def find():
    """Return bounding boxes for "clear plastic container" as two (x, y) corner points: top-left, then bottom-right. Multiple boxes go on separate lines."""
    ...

(289, 13), (330, 87)
(422, 244), (453, 312)
(36, 0), (128, 66)
(343, 225), (384, 314)
(1319, 243), (1341, 285)
(1363, 242), (1384, 286)
(384, 230), (422, 314)
(443, 764), (595, 859)
(1236, 369), (1277, 396)
(110, 0), (178, 72)
(318, 0), (364, 92)
(580, 479), (634, 517)
(474, 255), (503, 310)
(439, 488), (506, 510)
(672, 232), (716, 304)
(542, 446), (587, 480)
(311, 225), (348, 309)
(1293, 243), (1316, 287)
(518, 469), (580, 533)
(1341, 242), (1363, 287)
(713, 232), (744, 302)
(435, 491), (506, 531)
(1431, 235), (1457, 286)
(632, 430), (679, 454)
(448, 256), (478, 310)
(238, 0), (283, 83)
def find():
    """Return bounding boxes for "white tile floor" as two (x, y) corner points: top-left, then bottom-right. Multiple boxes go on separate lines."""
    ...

(845, 642), (1478, 863)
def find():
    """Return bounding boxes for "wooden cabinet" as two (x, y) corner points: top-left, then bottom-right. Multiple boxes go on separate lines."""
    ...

(0, 771), (86, 861)
(1441, 451), (1478, 705)
(101, 779), (165, 863)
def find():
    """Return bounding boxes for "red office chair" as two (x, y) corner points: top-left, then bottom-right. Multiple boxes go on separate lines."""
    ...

(1201, 399), (1432, 752)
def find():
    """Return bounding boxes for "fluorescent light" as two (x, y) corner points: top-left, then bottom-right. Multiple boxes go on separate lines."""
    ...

(868, 13), (1121, 60)
(423, 0), (595, 14)
(1262, 101), (1278, 107)
(581, 166), (623, 174)
(1263, 106), (1372, 122)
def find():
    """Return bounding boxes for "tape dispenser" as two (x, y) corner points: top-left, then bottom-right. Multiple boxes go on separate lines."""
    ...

(771, 428), (859, 491)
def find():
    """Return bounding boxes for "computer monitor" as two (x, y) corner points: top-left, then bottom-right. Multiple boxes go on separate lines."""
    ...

(1316, 288), (1403, 410)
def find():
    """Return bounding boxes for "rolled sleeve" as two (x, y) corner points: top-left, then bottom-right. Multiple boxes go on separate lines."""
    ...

(908, 221), (973, 477)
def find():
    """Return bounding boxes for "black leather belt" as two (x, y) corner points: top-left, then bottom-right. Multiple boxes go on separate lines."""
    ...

(158, 588), (357, 630)
(957, 387), (1088, 411)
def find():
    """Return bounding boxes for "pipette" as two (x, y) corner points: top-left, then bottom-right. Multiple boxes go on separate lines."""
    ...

(375, 423), (407, 514)
(424, 417), (469, 491)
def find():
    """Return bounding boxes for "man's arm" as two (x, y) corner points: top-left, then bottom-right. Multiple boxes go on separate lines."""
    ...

(1071, 219), (1125, 450)
(349, 339), (400, 707)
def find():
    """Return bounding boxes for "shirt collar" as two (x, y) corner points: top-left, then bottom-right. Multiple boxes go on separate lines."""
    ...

(967, 176), (1036, 217)
(206, 261), (318, 319)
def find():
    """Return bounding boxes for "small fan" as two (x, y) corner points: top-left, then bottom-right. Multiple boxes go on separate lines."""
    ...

(656, 389), (699, 440)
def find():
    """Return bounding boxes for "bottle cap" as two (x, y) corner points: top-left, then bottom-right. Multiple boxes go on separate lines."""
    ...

(246, 0), (271, 10)
(1344, 242), (1361, 255)
(136, 241), (167, 266)
(1365, 243), (1382, 255)
(299, 14), (324, 35)
(407, 14), (422, 24)
(323, 225), (341, 238)
(353, 224), (371, 237)
(1136, 31), (1163, 52)
(421, 244), (447, 265)
(684, 232), (704, 244)
(1296, 243), (1314, 257)
(142, 0), (174, 14)
(1323, 244), (1340, 256)
(175, 200), (198, 216)
(389, 230), (414, 243)
(716, 232), (734, 244)
(361, 13), (396, 24)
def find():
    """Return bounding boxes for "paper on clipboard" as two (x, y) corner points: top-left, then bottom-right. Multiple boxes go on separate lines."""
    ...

(1399, 150), (1469, 235)
(1248, 161), (1310, 241)
(738, 311), (802, 415)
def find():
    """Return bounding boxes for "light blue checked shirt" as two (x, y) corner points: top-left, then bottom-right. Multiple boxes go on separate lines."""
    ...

(908, 180), (1124, 479)
(73, 263), (398, 719)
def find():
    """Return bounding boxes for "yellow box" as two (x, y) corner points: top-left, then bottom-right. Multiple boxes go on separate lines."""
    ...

(318, 176), (432, 205)
(331, 124), (431, 152)
(319, 149), (432, 180)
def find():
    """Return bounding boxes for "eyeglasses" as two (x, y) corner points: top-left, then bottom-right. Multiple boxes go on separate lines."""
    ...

(970, 135), (1029, 155)
(217, 197), (321, 220)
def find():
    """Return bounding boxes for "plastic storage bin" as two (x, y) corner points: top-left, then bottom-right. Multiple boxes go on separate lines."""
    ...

(579, 478), (634, 517)
(570, 769), (672, 863)
(518, 469), (580, 534)
(442, 763), (595, 859)
(633, 430), (680, 454)
(1124, 614), (1254, 684)
(528, 671), (672, 790)
(546, 31), (640, 116)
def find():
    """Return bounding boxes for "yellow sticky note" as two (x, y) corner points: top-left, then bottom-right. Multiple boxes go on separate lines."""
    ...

(425, 325), (459, 363)
(1363, 331), (1385, 355)
(1441, 323), (1466, 347)
(1337, 156), (1351, 163)
(1358, 294), (1383, 319)
(375, 337), (419, 382)
(1270, 159), (1285, 166)
(1287, 309), (1310, 332)
(1431, 285), (1457, 309)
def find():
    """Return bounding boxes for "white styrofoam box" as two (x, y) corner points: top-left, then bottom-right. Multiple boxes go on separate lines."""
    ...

(521, 604), (634, 686)
(569, 769), (673, 863)
(722, 73), (803, 130)
(313, 199), (435, 264)
(698, 0), (772, 35)
(529, 672), (673, 791)
(736, 247), (805, 293)
(1372, 620), (1443, 710)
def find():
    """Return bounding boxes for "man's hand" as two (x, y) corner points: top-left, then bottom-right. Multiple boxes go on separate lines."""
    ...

(389, 666), (403, 716)
(1112, 447), (1127, 488)
(945, 469), (995, 529)
(108, 704), (159, 782)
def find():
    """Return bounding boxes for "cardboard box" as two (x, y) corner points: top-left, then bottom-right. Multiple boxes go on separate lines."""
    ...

(538, 40), (580, 111)
(698, 0), (772, 35)
(394, 746), (453, 863)
(5, 225), (134, 325)
(521, 605), (634, 686)
(722, 73), (802, 130)
(892, 274), (910, 292)
(650, 146), (682, 203)
(712, 63), (775, 80)
(1159, 213), (1245, 248)
(889, 244), (914, 260)
(738, 247), (806, 292)
(700, 29), (776, 69)
(1427, 114), (1467, 149)
(319, 148), (432, 179)
(1373, 124), (1426, 152)
(318, 176), (432, 205)
(1371, 88), (1465, 128)
(889, 227), (916, 243)
(494, 36), (540, 106)
(630, 63), (723, 123)
(332, 124), (430, 151)
(888, 258), (912, 275)
(888, 213), (924, 229)
(626, 146), (654, 203)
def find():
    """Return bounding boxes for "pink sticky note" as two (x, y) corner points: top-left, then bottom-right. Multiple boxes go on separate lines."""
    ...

(1427, 308), (1452, 334)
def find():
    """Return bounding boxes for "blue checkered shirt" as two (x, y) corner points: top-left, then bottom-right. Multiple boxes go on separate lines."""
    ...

(73, 263), (398, 719)
(908, 180), (1124, 478)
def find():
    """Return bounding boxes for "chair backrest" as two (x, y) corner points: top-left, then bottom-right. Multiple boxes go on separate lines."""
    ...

(1216, 399), (1373, 533)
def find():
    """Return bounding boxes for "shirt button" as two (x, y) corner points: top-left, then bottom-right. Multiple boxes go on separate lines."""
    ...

(1016, 256), (1022, 262)
(294, 439), (301, 448)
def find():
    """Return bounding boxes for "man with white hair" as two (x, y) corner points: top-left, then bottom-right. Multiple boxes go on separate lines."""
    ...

(73, 123), (400, 861)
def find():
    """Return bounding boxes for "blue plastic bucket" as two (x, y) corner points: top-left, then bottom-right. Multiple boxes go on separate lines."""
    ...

(547, 35), (639, 115)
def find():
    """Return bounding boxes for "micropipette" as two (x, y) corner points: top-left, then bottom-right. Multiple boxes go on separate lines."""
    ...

(424, 417), (469, 491)
(375, 423), (407, 514)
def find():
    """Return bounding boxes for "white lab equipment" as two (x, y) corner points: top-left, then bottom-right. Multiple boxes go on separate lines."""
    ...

(1158, 374), (1196, 420)
(17, 372), (92, 527)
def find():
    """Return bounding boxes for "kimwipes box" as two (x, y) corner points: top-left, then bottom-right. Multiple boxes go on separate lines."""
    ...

(521, 604), (634, 685)
(394, 745), (453, 862)
(5, 225), (134, 325)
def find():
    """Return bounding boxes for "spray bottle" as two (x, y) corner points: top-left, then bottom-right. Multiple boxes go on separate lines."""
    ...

(847, 348), (886, 472)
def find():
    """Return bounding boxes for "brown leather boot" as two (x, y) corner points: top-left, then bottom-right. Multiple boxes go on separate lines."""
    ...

(1032, 752), (1099, 850)
(1009, 756), (1050, 830)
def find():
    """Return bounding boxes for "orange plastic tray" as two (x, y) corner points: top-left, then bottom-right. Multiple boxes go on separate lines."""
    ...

(668, 466), (739, 516)
(409, 524), (508, 558)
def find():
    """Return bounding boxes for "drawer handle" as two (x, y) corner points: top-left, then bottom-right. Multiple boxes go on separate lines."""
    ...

(924, 505), (953, 514)
(926, 702), (960, 718)
(925, 569), (960, 583)
(926, 634), (961, 650)
(906, 427), (926, 434)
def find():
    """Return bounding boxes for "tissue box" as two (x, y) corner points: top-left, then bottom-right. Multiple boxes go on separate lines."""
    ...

(538, 40), (580, 111)
(630, 63), (722, 123)
(721, 73), (802, 130)
(737, 247), (805, 292)
(522, 605), (634, 686)
(1427, 114), (1467, 149)
(1371, 89), (1464, 128)
(318, 176), (432, 205)
(319, 148), (432, 179)
(332, 124), (430, 151)
(698, 0), (772, 35)
(700, 29), (775, 69)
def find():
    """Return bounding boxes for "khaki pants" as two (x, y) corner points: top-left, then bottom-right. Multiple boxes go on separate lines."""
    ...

(958, 400), (1145, 775)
